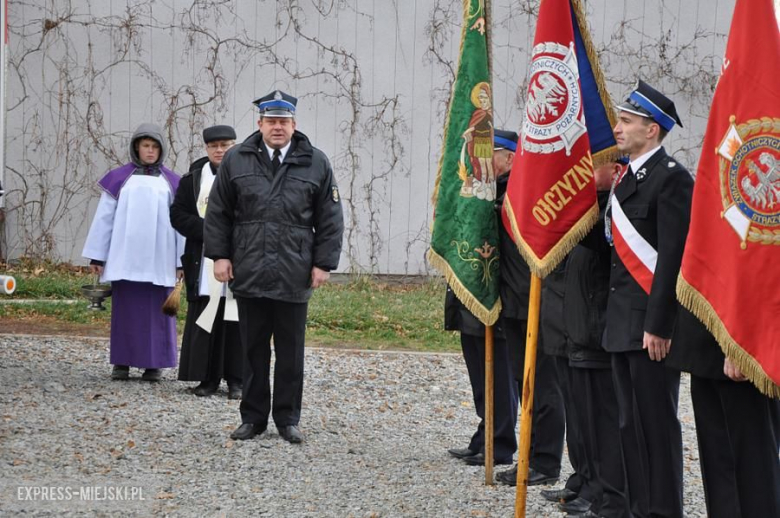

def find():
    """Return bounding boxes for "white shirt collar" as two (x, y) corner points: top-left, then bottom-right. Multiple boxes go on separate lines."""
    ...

(629, 145), (661, 173)
(263, 141), (291, 163)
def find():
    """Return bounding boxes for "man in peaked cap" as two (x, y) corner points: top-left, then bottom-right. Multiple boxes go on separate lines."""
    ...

(601, 80), (693, 518)
(171, 124), (244, 400)
(204, 91), (344, 444)
(445, 129), (520, 468)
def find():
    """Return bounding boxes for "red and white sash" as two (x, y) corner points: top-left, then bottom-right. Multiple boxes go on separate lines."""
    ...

(611, 196), (657, 294)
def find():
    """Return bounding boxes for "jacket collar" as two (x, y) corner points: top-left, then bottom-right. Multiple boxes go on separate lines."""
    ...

(615, 147), (668, 202)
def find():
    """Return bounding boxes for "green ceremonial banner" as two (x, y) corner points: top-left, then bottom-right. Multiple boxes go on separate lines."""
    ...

(428, 0), (500, 326)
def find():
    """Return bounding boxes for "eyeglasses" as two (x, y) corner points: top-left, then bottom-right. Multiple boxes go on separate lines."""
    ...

(206, 142), (234, 150)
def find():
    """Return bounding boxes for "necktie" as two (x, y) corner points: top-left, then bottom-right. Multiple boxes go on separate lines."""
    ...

(272, 149), (281, 174)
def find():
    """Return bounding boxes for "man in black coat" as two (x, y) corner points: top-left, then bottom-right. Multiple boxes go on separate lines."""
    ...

(667, 309), (780, 518)
(171, 124), (243, 399)
(445, 129), (521, 468)
(204, 91), (344, 444)
(604, 80), (693, 518)
(552, 160), (629, 518)
(493, 132), (566, 488)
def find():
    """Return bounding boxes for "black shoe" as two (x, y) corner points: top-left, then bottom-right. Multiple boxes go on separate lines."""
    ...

(111, 365), (129, 380)
(461, 453), (514, 466)
(229, 423), (266, 441)
(558, 497), (592, 514)
(528, 467), (559, 486)
(448, 447), (478, 459)
(194, 381), (219, 397)
(141, 369), (162, 382)
(278, 425), (303, 444)
(227, 384), (242, 400)
(540, 487), (578, 503)
(496, 464), (518, 486)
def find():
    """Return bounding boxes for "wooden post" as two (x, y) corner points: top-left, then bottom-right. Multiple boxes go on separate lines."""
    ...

(484, 324), (494, 484)
(514, 274), (542, 517)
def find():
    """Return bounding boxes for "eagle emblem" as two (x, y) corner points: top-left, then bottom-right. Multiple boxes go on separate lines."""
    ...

(521, 41), (586, 156)
(717, 116), (780, 248)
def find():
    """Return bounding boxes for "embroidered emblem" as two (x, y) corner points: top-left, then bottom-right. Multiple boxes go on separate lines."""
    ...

(274, 90), (283, 100)
(521, 41), (586, 156)
(451, 239), (499, 285)
(717, 115), (780, 248)
(331, 186), (340, 203)
(635, 168), (647, 181)
(458, 82), (496, 202)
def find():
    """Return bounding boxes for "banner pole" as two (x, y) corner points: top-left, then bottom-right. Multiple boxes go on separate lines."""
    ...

(514, 274), (542, 517)
(484, 324), (494, 484)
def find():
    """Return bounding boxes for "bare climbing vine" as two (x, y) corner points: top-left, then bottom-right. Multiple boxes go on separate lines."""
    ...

(2, 0), (730, 272)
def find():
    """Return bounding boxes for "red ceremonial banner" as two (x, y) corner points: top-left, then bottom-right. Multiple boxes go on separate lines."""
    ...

(503, 0), (616, 277)
(677, 0), (780, 398)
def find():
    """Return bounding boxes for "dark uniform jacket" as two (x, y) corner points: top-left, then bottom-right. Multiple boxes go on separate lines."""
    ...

(203, 130), (344, 303)
(496, 174), (531, 321)
(170, 156), (211, 302)
(444, 285), (505, 338)
(604, 147), (693, 352)
(666, 307), (728, 380)
(564, 191), (612, 368)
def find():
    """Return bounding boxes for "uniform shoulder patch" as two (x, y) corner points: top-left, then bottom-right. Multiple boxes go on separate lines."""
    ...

(331, 186), (340, 203)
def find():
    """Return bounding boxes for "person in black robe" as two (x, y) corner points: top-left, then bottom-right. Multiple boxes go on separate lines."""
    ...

(171, 124), (243, 399)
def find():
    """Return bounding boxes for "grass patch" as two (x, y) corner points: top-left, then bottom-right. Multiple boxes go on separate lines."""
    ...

(0, 263), (460, 353)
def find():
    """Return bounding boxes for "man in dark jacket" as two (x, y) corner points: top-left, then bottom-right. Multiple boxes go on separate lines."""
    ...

(204, 91), (344, 444)
(604, 80), (693, 518)
(493, 132), (566, 488)
(667, 309), (780, 518)
(445, 129), (520, 468)
(171, 124), (243, 399)
(551, 160), (629, 518)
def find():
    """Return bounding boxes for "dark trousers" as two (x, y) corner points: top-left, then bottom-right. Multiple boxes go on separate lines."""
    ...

(571, 366), (630, 518)
(504, 317), (566, 476)
(461, 333), (519, 462)
(556, 356), (590, 501)
(691, 375), (780, 518)
(237, 297), (307, 428)
(612, 351), (683, 518)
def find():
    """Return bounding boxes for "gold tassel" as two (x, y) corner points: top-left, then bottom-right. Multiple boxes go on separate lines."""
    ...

(162, 281), (183, 316)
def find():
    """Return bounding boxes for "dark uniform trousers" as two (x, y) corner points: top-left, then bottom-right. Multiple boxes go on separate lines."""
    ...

(504, 317), (566, 476)
(557, 356), (596, 503)
(612, 351), (682, 518)
(460, 332), (519, 463)
(237, 297), (307, 428)
(691, 375), (780, 518)
(570, 366), (629, 517)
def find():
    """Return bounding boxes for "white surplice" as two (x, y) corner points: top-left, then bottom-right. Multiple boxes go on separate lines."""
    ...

(82, 174), (184, 287)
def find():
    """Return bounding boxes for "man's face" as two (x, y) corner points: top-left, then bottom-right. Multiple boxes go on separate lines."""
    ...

(493, 149), (515, 177)
(205, 140), (235, 167)
(258, 116), (296, 149)
(613, 111), (657, 157)
(137, 138), (161, 165)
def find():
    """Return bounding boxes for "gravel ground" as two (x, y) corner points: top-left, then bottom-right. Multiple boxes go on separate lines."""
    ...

(0, 334), (706, 517)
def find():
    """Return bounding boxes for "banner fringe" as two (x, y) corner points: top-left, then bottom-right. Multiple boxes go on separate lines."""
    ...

(677, 275), (780, 399)
(427, 248), (502, 326)
(503, 195), (598, 278)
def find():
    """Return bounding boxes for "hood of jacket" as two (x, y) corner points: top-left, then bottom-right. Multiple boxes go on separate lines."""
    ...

(129, 123), (167, 168)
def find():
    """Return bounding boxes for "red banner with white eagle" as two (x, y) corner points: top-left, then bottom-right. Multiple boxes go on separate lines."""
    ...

(677, 0), (780, 398)
(502, 0), (617, 277)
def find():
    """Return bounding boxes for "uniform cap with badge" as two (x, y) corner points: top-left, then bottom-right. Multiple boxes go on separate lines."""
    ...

(617, 79), (683, 132)
(253, 90), (297, 118)
(493, 129), (519, 152)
